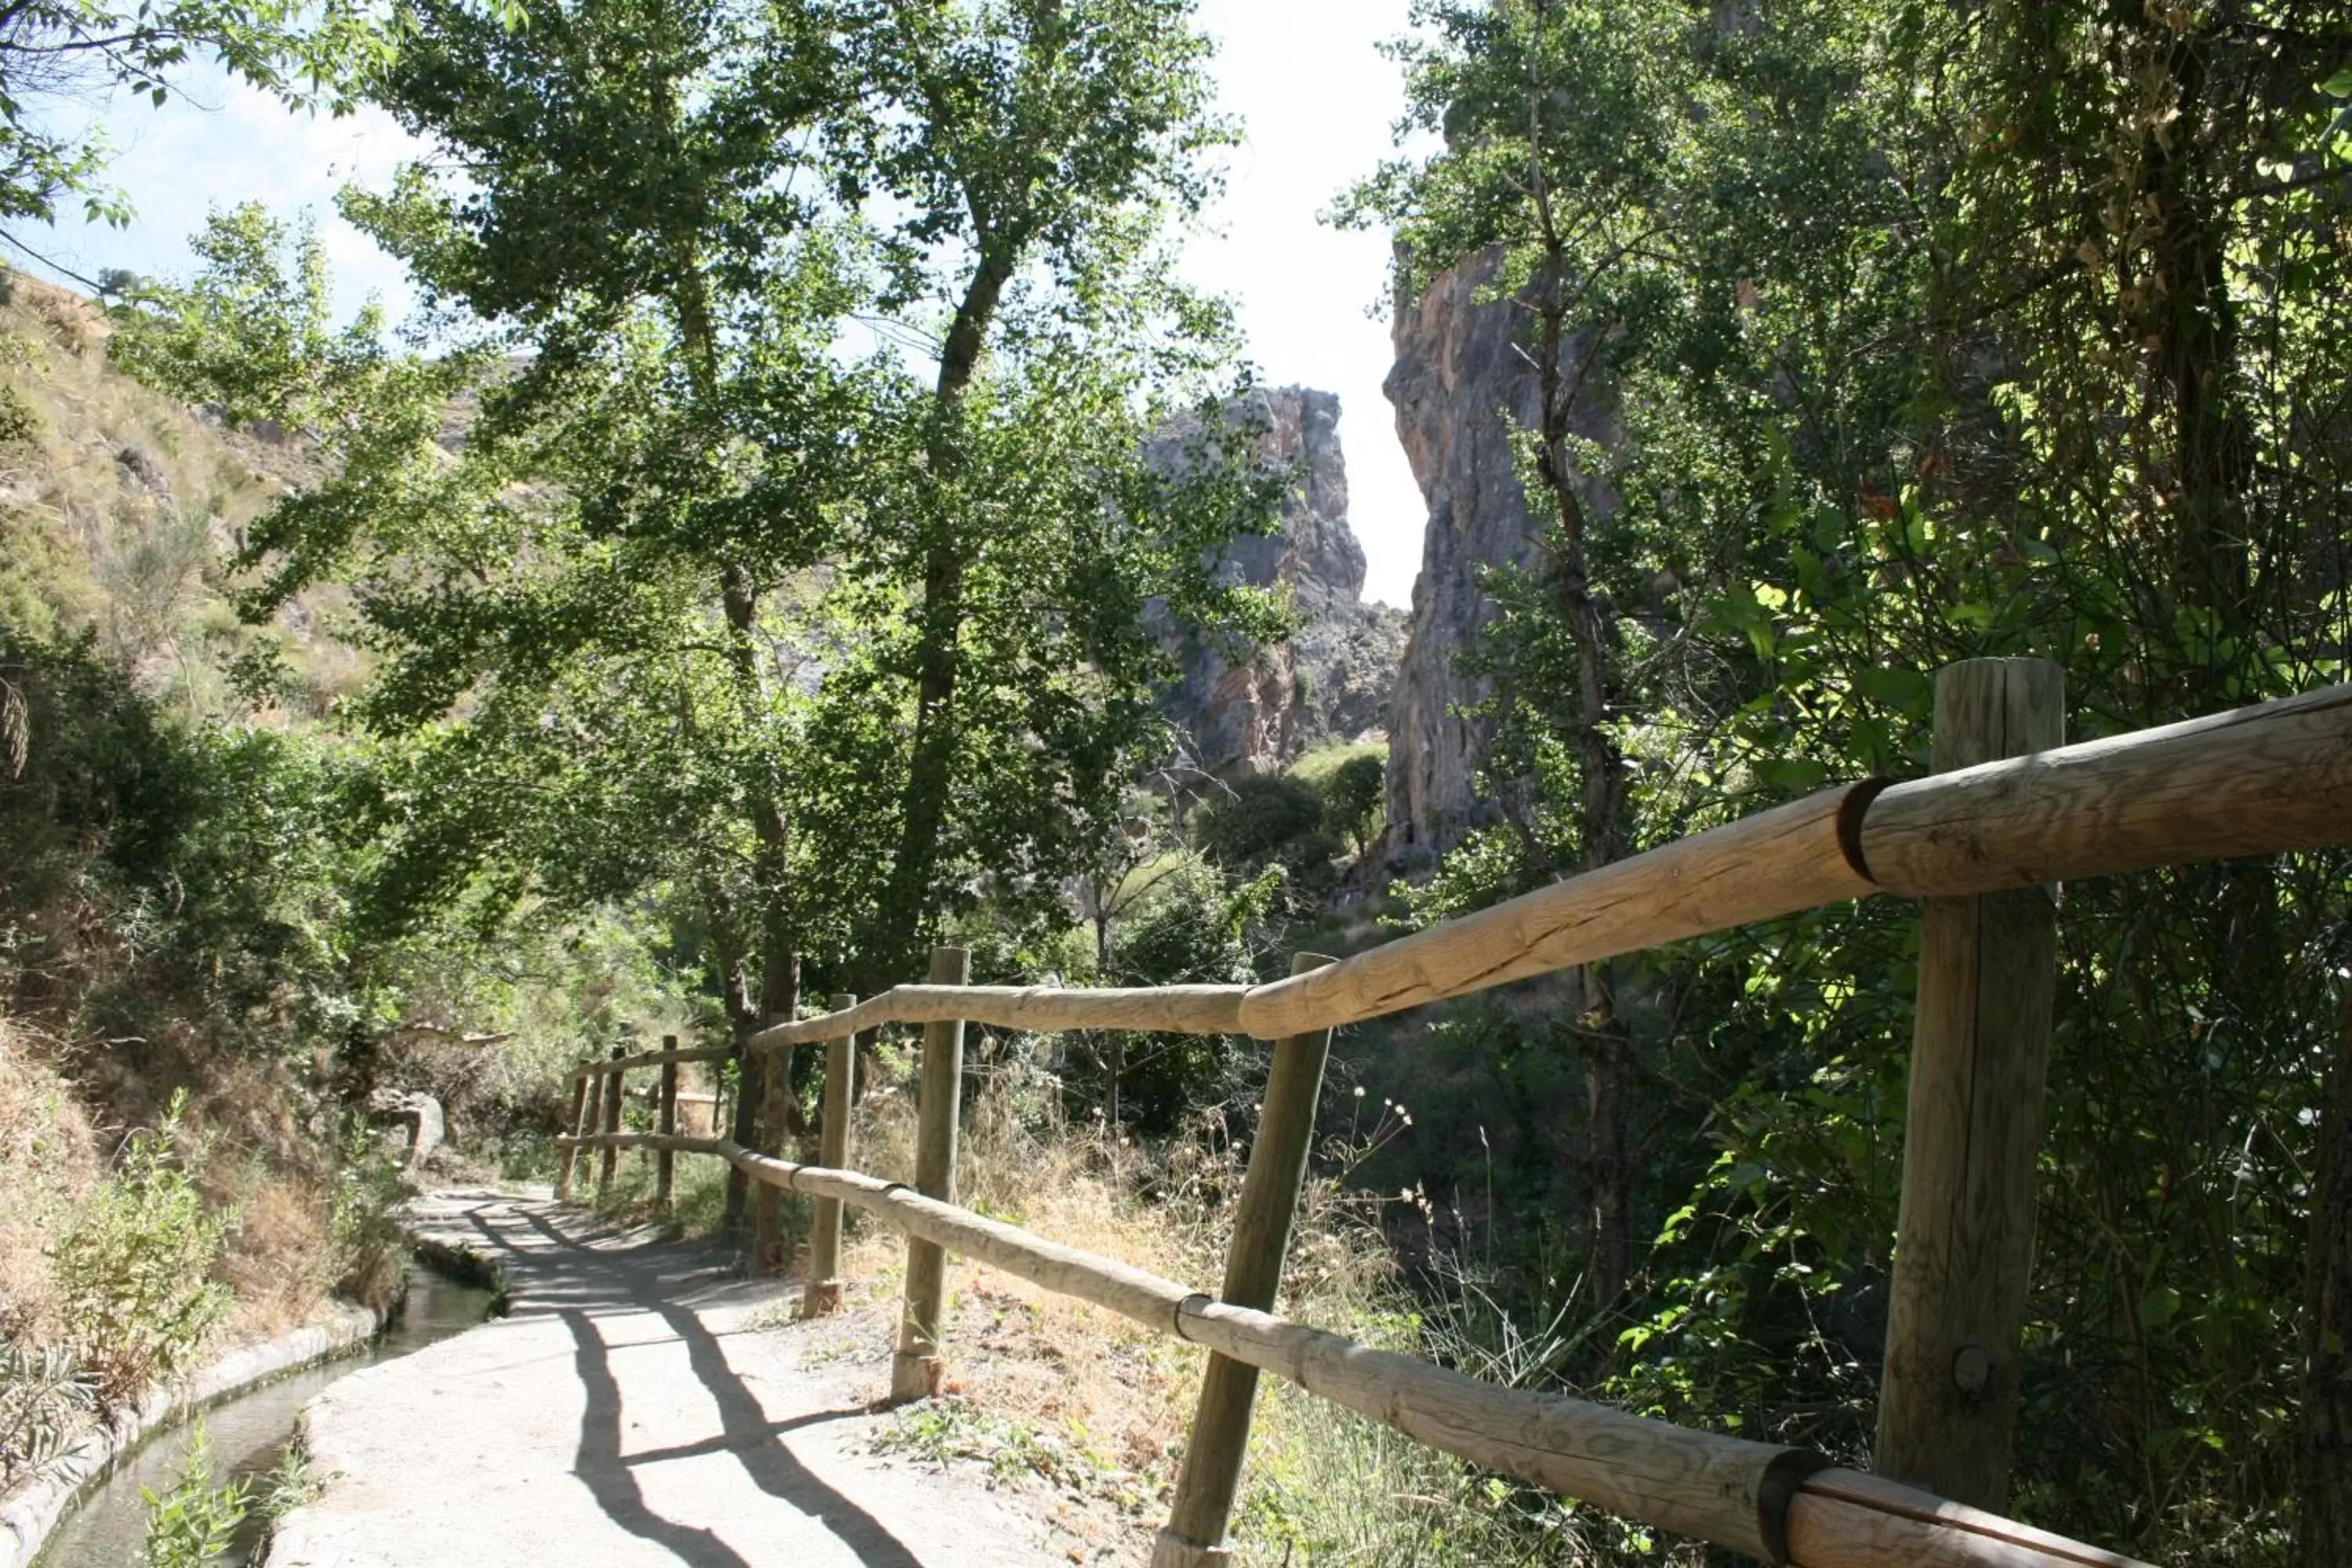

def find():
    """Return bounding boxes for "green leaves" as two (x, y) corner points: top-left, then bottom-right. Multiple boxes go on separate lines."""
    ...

(114, 0), (1273, 1006)
(53, 1094), (234, 1412)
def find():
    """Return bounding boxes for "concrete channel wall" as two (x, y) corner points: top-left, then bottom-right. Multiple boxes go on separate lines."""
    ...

(0, 1302), (381, 1568)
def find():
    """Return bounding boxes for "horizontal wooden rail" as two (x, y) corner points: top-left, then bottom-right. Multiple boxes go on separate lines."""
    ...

(566, 1044), (734, 1081)
(1236, 782), (1875, 1036)
(750, 984), (1248, 1049)
(1856, 680), (2352, 896)
(740, 681), (2352, 1051)
(552, 1128), (2148, 1568)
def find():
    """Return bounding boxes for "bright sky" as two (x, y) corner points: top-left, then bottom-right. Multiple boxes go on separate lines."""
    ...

(13, 0), (1431, 606)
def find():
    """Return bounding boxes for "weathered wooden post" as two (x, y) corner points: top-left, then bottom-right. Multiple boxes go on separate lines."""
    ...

(753, 1043), (795, 1276)
(555, 1070), (591, 1200)
(596, 1044), (625, 1201)
(892, 947), (971, 1401)
(655, 1035), (680, 1215)
(801, 993), (857, 1318)
(1152, 952), (1338, 1568)
(575, 1069), (604, 1199)
(1875, 656), (2063, 1509)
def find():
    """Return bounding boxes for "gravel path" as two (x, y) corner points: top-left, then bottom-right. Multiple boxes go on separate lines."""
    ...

(266, 1189), (1068, 1568)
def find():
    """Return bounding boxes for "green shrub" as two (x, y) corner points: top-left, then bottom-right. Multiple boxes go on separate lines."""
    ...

(329, 1125), (408, 1314)
(1319, 751), (1385, 855)
(52, 1093), (234, 1410)
(0, 1341), (96, 1486)
(1194, 774), (1325, 869)
(0, 383), (39, 452)
(140, 1417), (247, 1568)
(255, 1439), (321, 1525)
(1065, 860), (1279, 1136)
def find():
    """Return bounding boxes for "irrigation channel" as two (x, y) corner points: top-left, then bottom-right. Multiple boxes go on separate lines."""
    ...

(34, 1268), (496, 1566)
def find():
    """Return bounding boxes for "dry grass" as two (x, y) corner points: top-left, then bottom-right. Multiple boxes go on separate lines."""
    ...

(0, 1016), (102, 1344)
(215, 1163), (336, 1338)
(817, 1051), (1406, 1563)
(1, 1011), (347, 1353)
(0, 269), (358, 721)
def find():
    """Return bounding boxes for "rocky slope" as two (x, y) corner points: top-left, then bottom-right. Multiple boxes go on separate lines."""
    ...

(0, 270), (352, 717)
(1381, 249), (1616, 856)
(1152, 386), (1406, 777)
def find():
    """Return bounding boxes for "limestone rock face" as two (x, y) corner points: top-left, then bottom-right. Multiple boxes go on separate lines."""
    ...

(1382, 248), (1614, 854)
(1153, 387), (1406, 777)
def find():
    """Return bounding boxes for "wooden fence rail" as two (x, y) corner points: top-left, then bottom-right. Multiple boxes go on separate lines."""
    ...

(553, 1127), (2145, 1568)
(546, 676), (2352, 1567)
(566, 1043), (733, 1080)
(746, 681), (2352, 1052)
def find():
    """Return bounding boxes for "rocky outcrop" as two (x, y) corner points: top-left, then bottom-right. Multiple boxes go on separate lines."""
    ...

(1381, 249), (1615, 855)
(1153, 387), (1406, 777)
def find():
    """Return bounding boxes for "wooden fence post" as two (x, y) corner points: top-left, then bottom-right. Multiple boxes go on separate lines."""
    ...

(801, 993), (858, 1318)
(893, 946), (971, 1401)
(655, 1035), (679, 1215)
(556, 1072), (590, 1200)
(1875, 656), (2064, 1509)
(576, 1069), (604, 1198)
(1153, 952), (1339, 1568)
(753, 1047), (795, 1276)
(597, 1044), (625, 1202)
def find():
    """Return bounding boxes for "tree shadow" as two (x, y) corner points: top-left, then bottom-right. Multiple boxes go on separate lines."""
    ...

(450, 1198), (926, 1568)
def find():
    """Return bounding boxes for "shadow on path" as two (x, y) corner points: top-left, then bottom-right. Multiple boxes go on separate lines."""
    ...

(448, 1196), (922, 1568)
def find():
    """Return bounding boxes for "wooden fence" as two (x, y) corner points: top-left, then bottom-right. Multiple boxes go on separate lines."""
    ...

(554, 663), (2352, 1568)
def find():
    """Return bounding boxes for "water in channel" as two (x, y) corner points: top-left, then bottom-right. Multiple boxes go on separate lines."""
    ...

(34, 1265), (495, 1566)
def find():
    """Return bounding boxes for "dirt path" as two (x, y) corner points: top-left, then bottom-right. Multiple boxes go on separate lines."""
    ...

(265, 1189), (1070, 1568)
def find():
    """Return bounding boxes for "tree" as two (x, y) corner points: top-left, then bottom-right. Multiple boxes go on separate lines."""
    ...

(118, 1), (1282, 1063)
(1346, 0), (1695, 1305)
(1319, 750), (1382, 857)
(1356, 0), (2352, 1553)
(821, 0), (1274, 989)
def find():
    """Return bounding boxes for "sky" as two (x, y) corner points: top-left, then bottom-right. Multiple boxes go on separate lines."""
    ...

(13, 0), (1433, 607)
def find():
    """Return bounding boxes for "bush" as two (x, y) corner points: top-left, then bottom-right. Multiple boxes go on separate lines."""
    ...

(0, 1341), (95, 1486)
(1065, 860), (1279, 1136)
(140, 1417), (247, 1568)
(1194, 774), (1326, 869)
(52, 1093), (234, 1410)
(329, 1124), (408, 1315)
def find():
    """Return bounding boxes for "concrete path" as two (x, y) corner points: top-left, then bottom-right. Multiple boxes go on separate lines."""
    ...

(267, 1189), (1066, 1568)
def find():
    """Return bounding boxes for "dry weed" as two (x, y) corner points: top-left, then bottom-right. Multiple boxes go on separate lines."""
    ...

(0, 1015), (101, 1344)
(216, 1168), (332, 1338)
(832, 1058), (1402, 1557)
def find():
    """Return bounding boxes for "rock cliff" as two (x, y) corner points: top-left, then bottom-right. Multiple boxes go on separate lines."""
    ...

(1381, 248), (1615, 855)
(1153, 387), (1406, 777)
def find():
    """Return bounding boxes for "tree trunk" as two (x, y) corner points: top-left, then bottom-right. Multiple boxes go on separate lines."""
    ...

(720, 952), (756, 1230)
(1529, 227), (1635, 1305)
(859, 243), (1017, 989)
(766, 949), (811, 1141)
(2131, 20), (2254, 644)
(2300, 990), (2352, 1567)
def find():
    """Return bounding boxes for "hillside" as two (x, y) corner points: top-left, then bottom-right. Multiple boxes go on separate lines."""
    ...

(0, 271), (372, 726)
